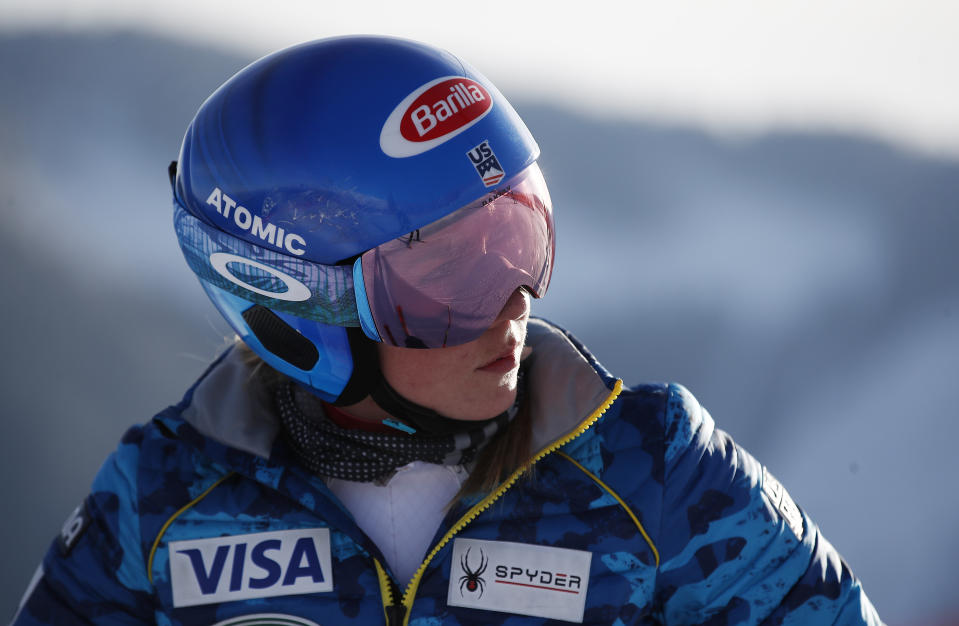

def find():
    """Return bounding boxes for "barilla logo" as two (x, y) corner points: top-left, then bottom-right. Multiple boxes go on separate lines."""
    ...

(168, 528), (333, 608)
(380, 76), (494, 158)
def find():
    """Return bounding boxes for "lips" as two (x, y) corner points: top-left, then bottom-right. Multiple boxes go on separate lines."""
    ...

(478, 346), (520, 373)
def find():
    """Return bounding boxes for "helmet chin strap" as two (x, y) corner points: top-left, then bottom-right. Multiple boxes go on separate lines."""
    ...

(333, 327), (503, 436)
(369, 373), (502, 436)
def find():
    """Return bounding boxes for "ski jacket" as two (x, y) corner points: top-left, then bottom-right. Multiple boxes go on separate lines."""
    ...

(13, 319), (882, 625)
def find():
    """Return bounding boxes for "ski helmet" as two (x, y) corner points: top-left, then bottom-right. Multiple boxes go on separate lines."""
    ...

(172, 35), (554, 403)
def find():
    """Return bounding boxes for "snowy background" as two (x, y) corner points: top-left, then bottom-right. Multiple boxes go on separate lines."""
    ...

(2, 4), (958, 623)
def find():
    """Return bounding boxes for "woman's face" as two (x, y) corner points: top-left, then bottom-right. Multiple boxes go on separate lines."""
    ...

(377, 288), (531, 421)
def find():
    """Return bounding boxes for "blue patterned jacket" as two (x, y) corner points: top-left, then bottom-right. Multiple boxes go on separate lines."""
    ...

(13, 319), (882, 625)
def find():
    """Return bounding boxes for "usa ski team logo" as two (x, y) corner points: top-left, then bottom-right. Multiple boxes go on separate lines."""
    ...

(467, 140), (505, 187)
(169, 528), (333, 608)
(448, 538), (591, 622)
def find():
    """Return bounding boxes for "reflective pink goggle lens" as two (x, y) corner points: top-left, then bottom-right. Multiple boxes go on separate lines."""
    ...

(360, 163), (554, 348)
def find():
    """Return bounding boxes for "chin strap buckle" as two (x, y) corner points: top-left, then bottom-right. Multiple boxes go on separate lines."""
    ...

(382, 418), (417, 435)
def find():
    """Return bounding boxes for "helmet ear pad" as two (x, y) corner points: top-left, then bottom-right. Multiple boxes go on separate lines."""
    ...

(200, 282), (361, 402)
(239, 300), (379, 405)
(239, 304), (380, 406)
(242, 305), (320, 371)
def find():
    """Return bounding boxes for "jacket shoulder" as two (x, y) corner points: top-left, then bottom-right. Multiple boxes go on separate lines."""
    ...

(14, 420), (171, 623)
(563, 381), (702, 478)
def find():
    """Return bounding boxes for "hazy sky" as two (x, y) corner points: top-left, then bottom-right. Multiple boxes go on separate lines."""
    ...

(5, 0), (959, 156)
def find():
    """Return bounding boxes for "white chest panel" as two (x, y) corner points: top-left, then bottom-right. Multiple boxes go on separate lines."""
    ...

(326, 461), (467, 585)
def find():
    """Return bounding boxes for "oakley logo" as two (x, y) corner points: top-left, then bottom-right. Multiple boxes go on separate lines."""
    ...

(209, 253), (311, 302)
(169, 528), (333, 608)
(381, 76), (493, 158)
(206, 187), (307, 256)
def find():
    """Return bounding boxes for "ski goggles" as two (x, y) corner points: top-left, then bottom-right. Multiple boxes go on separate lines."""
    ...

(175, 163), (554, 349)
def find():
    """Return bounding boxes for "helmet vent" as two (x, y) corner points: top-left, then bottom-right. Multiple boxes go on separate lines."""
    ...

(242, 305), (319, 371)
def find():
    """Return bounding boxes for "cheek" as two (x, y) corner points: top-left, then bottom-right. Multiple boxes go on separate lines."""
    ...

(378, 345), (474, 398)
(376, 340), (518, 420)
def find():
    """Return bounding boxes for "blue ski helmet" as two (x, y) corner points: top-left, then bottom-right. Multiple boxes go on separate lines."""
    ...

(172, 35), (553, 403)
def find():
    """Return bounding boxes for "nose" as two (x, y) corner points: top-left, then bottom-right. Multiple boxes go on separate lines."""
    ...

(494, 288), (531, 324)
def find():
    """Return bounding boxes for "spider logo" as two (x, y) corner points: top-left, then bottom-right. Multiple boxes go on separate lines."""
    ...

(458, 547), (488, 598)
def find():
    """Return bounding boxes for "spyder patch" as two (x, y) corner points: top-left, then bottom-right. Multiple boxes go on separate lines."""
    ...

(447, 538), (591, 622)
(762, 467), (804, 539)
(58, 500), (91, 556)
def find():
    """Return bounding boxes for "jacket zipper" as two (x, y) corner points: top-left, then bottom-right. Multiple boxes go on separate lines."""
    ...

(375, 559), (408, 625)
(388, 379), (623, 625)
(385, 603), (408, 626)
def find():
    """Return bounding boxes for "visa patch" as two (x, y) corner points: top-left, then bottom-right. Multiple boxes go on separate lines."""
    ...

(467, 140), (505, 187)
(169, 528), (333, 608)
(448, 538), (591, 623)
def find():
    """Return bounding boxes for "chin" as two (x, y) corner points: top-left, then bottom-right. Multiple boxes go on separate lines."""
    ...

(472, 383), (519, 420)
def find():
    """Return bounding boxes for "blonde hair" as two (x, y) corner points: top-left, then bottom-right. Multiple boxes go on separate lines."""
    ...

(455, 397), (533, 500)
(234, 340), (534, 500)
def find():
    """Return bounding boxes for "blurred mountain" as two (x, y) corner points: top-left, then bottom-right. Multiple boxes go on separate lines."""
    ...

(1, 30), (957, 623)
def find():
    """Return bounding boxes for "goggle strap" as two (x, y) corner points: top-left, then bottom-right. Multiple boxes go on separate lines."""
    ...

(174, 204), (360, 327)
